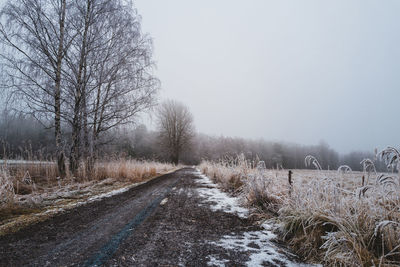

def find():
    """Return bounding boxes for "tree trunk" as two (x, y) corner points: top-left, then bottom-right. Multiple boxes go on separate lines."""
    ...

(69, 0), (91, 175)
(55, 0), (66, 177)
(69, 103), (81, 174)
(172, 147), (179, 165)
(82, 82), (92, 173)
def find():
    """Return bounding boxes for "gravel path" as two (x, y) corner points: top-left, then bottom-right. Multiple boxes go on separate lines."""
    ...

(0, 168), (310, 267)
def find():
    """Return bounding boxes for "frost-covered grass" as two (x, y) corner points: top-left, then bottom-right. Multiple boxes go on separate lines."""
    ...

(199, 150), (400, 266)
(0, 168), (15, 207)
(0, 159), (176, 235)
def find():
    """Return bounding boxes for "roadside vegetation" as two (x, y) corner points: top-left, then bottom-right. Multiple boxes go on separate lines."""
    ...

(199, 148), (400, 266)
(0, 159), (176, 235)
(0, 0), (179, 235)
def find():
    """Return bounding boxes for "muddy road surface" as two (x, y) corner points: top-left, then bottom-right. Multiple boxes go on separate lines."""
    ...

(0, 168), (309, 267)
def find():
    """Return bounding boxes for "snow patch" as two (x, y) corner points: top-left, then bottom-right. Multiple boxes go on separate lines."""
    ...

(207, 255), (229, 267)
(209, 229), (319, 267)
(160, 198), (168, 205)
(87, 187), (130, 202)
(0, 160), (55, 165)
(175, 187), (193, 197)
(194, 171), (248, 218)
(40, 183), (145, 217)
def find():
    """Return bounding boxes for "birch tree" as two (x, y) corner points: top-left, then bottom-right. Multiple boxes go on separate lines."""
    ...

(64, 0), (158, 173)
(1, 0), (158, 175)
(0, 0), (72, 176)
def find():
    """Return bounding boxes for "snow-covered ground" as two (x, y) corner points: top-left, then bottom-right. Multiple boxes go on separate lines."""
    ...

(208, 225), (319, 267)
(195, 172), (248, 218)
(194, 169), (319, 267)
(0, 160), (55, 165)
(0, 180), (146, 236)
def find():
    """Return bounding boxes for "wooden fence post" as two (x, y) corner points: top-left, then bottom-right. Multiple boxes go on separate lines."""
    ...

(288, 170), (293, 196)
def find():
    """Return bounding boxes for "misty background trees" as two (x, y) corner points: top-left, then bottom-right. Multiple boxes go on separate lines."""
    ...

(0, 111), (387, 171)
(156, 100), (195, 164)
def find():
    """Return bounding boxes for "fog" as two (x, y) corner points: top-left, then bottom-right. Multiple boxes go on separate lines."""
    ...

(135, 0), (400, 153)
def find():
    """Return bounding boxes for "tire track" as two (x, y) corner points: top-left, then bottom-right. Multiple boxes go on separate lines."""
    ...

(0, 169), (185, 266)
(84, 177), (181, 266)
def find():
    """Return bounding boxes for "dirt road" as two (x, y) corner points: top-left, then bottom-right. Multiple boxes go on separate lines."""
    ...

(0, 168), (308, 267)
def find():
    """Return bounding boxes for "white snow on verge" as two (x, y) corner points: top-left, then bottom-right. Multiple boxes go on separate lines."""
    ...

(39, 186), (136, 215)
(194, 170), (248, 218)
(0, 160), (55, 165)
(209, 223), (320, 267)
(207, 255), (229, 267)
(44, 182), (146, 215)
(87, 187), (130, 202)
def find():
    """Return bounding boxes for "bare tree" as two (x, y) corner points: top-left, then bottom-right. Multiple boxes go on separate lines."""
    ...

(63, 0), (96, 172)
(0, 0), (73, 176)
(1, 0), (158, 175)
(156, 100), (195, 164)
(63, 0), (158, 173)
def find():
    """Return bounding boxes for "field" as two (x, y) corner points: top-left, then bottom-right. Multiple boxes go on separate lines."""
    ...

(199, 153), (400, 266)
(0, 159), (177, 235)
(1, 153), (399, 266)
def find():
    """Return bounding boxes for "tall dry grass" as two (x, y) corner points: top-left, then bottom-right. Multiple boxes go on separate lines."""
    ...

(0, 168), (15, 207)
(90, 159), (173, 182)
(199, 151), (400, 266)
(0, 159), (176, 210)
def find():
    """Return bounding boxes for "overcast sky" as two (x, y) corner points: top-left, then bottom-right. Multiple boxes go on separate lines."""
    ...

(134, 0), (400, 153)
(1, 0), (399, 153)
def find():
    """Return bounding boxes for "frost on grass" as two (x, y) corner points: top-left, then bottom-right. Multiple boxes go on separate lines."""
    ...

(194, 170), (248, 218)
(194, 168), (320, 266)
(209, 224), (320, 267)
(199, 152), (400, 266)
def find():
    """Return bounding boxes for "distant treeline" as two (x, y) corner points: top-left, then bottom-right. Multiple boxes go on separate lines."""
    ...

(124, 125), (387, 172)
(0, 112), (56, 159)
(0, 113), (387, 172)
